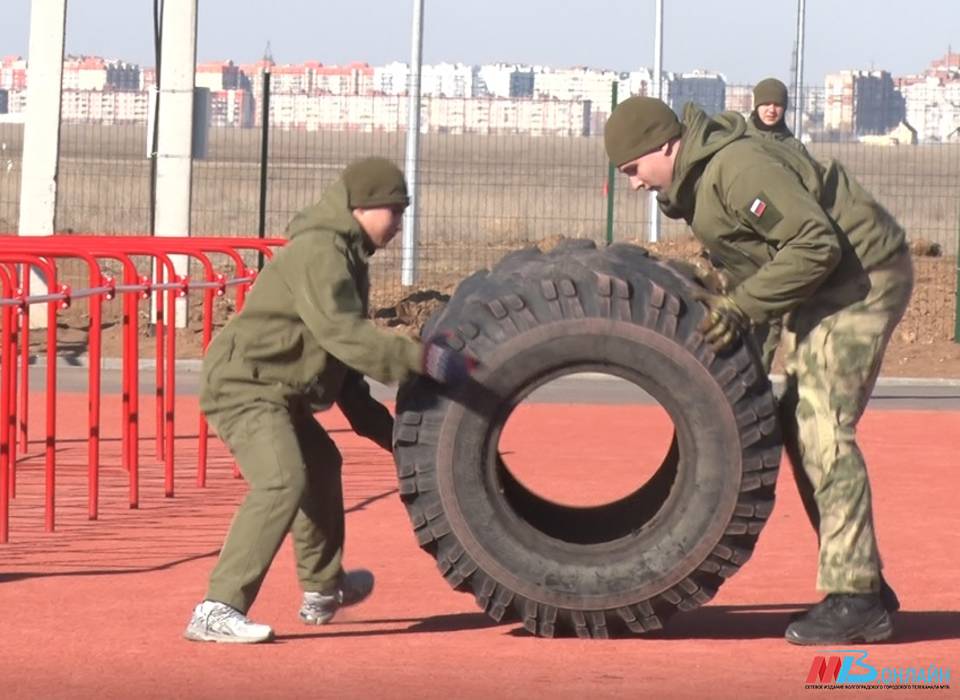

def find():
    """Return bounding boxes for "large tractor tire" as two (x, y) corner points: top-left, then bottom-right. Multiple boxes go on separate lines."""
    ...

(393, 240), (782, 638)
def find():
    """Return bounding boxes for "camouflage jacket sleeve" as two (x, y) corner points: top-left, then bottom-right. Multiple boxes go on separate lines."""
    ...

(724, 163), (842, 322)
(336, 370), (394, 451)
(290, 236), (423, 385)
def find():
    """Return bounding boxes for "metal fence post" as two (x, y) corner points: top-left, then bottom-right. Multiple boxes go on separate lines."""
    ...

(605, 81), (618, 246)
(955, 204), (960, 342)
(794, 0), (807, 140)
(402, 0), (425, 287)
(649, 0), (664, 243)
(257, 67), (271, 270)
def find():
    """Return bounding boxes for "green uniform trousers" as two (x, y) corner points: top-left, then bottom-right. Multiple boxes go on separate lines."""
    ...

(778, 249), (913, 593)
(205, 400), (345, 613)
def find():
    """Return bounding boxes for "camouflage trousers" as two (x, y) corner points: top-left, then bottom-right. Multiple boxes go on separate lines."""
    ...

(778, 249), (913, 593)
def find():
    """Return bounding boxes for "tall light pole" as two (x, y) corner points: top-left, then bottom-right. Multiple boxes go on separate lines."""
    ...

(18, 0), (68, 327)
(650, 0), (664, 243)
(794, 0), (806, 138)
(402, 0), (424, 287)
(153, 0), (198, 326)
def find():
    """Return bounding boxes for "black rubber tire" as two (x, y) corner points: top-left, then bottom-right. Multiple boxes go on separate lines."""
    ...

(393, 240), (782, 638)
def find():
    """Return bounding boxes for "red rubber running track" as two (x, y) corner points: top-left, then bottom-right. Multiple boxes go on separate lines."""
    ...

(1, 393), (957, 699)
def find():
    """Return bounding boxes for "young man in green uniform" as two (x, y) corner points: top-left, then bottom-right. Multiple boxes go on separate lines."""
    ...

(184, 157), (474, 643)
(604, 97), (912, 645)
(746, 77), (807, 154)
(743, 77), (809, 368)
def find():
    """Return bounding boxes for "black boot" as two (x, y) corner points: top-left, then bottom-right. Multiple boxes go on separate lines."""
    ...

(879, 576), (900, 613)
(789, 575), (900, 622)
(785, 593), (893, 645)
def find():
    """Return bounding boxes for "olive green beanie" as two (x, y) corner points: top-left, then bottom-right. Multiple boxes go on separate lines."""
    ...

(604, 96), (682, 167)
(753, 78), (789, 108)
(342, 157), (410, 209)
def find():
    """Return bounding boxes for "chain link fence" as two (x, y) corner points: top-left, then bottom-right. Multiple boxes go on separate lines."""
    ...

(0, 83), (957, 342)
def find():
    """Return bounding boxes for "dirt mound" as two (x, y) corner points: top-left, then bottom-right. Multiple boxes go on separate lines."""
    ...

(373, 289), (451, 337)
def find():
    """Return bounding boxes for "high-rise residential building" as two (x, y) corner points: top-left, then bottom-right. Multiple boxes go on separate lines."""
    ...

(262, 92), (588, 135)
(824, 70), (904, 137)
(1, 56), (27, 91)
(208, 89), (255, 127)
(419, 62), (474, 98)
(196, 60), (243, 91)
(313, 62), (375, 96)
(140, 67), (157, 92)
(895, 51), (960, 142)
(473, 64), (535, 98)
(373, 61), (409, 95)
(666, 69), (726, 116)
(270, 63), (310, 94)
(899, 76), (960, 142)
(534, 66), (619, 107)
(616, 68), (655, 100)
(724, 84), (753, 114)
(105, 60), (140, 91)
(60, 88), (149, 123)
(62, 56), (107, 91)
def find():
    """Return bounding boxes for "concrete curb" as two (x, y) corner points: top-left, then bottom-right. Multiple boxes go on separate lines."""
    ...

(25, 354), (960, 387)
(28, 355), (205, 372)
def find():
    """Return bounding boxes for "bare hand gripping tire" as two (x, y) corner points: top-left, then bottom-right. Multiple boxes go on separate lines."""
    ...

(393, 240), (782, 638)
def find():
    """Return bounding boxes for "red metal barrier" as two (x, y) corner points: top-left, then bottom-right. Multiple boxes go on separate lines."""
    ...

(0, 235), (284, 542)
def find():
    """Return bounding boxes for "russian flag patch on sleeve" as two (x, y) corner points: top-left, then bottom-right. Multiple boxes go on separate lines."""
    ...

(743, 191), (783, 233)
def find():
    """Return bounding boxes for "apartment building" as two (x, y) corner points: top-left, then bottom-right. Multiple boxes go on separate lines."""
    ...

(61, 88), (150, 123)
(208, 88), (255, 127)
(896, 51), (960, 142)
(900, 76), (960, 142)
(666, 69), (726, 115)
(196, 60), (244, 91)
(264, 92), (589, 136)
(472, 63), (535, 98)
(534, 66), (619, 107)
(824, 69), (904, 137)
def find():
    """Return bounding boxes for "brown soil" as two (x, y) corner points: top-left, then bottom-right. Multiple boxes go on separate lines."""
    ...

(14, 238), (960, 379)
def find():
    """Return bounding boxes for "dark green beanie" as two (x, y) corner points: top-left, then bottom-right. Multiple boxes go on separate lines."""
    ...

(604, 97), (682, 167)
(343, 157), (410, 209)
(753, 78), (788, 108)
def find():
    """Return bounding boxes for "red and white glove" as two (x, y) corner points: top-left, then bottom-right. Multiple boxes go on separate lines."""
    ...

(422, 334), (478, 387)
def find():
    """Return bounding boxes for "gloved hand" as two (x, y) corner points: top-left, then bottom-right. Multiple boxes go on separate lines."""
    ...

(422, 334), (477, 387)
(665, 255), (731, 295)
(692, 289), (750, 351)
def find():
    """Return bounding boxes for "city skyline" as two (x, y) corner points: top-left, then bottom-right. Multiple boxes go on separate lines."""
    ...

(4, 0), (959, 84)
(4, 50), (957, 143)
(0, 50), (954, 89)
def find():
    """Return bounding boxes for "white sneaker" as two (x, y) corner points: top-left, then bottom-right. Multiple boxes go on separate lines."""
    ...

(183, 601), (274, 643)
(299, 569), (375, 625)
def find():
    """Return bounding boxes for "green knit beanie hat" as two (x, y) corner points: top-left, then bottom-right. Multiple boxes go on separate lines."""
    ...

(753, 78), (789, 108)
(604, 96), (682, 167)
(343, 157), (410, 209)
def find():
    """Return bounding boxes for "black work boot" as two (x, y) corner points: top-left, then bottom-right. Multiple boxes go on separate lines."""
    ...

(785, 593), (893, 645)
(789, 575), (900, 622)
(879, 576), (900, 613)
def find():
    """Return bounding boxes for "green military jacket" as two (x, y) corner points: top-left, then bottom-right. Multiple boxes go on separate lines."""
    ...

(745, 110), (809, 156)
(659, 104), (907, 323)
(199, 179), (423, 417)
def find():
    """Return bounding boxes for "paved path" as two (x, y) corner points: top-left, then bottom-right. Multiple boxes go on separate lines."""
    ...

(30, 365), (960, 410)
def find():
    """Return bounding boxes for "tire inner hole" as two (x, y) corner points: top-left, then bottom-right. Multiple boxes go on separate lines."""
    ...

(495, 371), (680, 542)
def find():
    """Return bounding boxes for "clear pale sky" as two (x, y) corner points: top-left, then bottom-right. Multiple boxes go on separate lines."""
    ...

(2, 0), (957, 84)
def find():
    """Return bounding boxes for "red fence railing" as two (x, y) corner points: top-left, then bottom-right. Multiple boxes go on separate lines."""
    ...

(0, 235), (286, 542)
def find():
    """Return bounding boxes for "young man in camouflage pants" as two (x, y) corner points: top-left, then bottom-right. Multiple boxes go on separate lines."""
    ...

(184, 157), (475, 643)
(605, 96), (912, 645)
